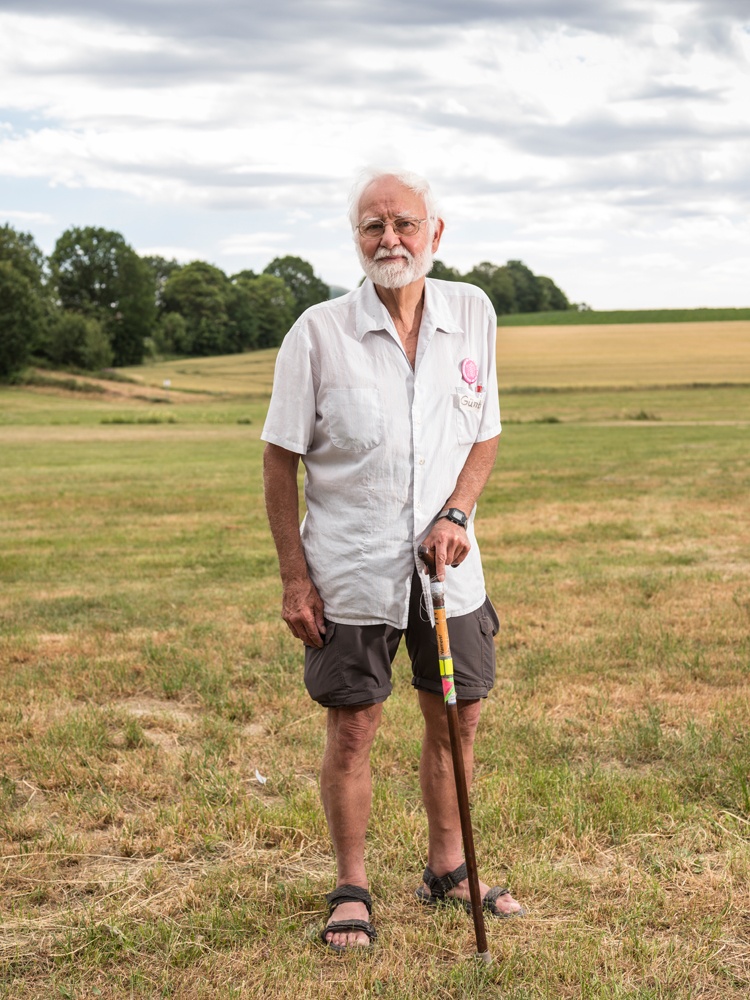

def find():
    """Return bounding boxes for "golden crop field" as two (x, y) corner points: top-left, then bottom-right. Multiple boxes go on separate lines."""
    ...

(121, 320), (750, 397)
(497, 320), (750, 388)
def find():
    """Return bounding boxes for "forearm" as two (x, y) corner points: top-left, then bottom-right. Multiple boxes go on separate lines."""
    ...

(263, 443), (325, 646)
(262, 443), (308, 584)
(442, 434), (499, 516)
(421, 434), (500, 581)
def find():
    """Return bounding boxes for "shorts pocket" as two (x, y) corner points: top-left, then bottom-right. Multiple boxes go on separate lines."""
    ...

(479, 595), (500, 637)
(477, 596), (499, 691)
(304, 620), (343, 706)
(327, 387), (383, 452)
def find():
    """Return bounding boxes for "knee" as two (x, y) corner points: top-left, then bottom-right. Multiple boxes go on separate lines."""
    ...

(328, 705), (381, 759)
(457, 699), (481, 744)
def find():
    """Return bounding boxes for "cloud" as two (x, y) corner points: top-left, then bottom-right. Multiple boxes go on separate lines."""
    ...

(220, 231), (289, 255)
(0, 1), (748, 307)
(0, 208), (54, 224)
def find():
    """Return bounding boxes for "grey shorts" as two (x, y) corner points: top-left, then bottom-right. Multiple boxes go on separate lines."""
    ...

(304, 571), (500, 708)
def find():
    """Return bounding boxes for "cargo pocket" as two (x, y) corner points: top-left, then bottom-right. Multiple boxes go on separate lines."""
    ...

(478, 596), (500, 691)
(303, 620), (343, 706)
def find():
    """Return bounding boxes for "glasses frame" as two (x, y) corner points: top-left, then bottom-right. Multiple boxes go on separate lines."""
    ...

(356, 217), (428, 240)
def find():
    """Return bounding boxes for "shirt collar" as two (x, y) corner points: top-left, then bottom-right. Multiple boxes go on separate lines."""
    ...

(354, 277), (464, 341)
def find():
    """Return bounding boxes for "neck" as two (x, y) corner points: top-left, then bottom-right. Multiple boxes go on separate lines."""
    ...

(373, 277), (426, 326)
(373, 278), (426, 368)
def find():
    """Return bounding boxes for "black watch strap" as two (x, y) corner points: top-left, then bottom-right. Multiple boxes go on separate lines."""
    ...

(439, 507), (468, 529)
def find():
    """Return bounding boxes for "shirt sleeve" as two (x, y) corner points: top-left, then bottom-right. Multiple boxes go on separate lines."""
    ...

(475, 298), (502, 442)
(261, 321), (317, 455)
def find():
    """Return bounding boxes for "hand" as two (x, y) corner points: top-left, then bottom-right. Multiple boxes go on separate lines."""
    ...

(420, 517), (471, 582)
(281, 576), (326, 647)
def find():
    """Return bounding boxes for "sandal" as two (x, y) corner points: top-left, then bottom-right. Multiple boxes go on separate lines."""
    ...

(320, 884), (378, 952)
(415, 862), (526, 918)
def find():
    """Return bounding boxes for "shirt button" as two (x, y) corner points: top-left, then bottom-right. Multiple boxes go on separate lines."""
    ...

(419, 458), (425, 465)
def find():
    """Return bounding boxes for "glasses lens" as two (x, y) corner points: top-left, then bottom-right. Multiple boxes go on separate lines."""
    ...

(360, 221), (385, 238)
(394, 219), (420, 236)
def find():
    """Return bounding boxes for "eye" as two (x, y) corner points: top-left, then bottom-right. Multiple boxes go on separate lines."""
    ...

(361, 221), (385, 238)
(394, 219), (419, 236)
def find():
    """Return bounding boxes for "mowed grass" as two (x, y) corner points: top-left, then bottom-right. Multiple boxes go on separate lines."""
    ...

(1, 327), (749, 998)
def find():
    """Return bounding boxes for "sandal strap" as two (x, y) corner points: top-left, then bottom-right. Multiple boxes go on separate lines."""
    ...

(325, 883), (373, 916)
(323, 918), (377, 943)
(421, 862), (468, 900)
(483, 886), (510, 909)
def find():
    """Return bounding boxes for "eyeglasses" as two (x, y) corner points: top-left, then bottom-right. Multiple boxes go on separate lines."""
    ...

(356, 218), (427, 239)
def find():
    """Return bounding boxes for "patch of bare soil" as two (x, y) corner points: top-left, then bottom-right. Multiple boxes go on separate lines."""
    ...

(27, 369), (214, 404)
(114, 697), (195, 724)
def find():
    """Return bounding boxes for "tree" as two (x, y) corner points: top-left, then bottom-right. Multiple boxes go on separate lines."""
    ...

(153, 311), (190, 355)
(0, 224), (47, 288)
(263, 255), (328, 320)
(142, 255), (182, 310)
(50, 227), (156, 365)
(239, 274), (295, 348)
(162, 261), (233, 356)
(536, 275), (570, 312)
(428, 259), (462, 281)
(0, 224), (51, 357)
(0, 262), (38, 377)
(505, 260), (542, 313)
(227, 273), (261, 352)
(463, 262), (518, 315)
(43, 312), (113, 370)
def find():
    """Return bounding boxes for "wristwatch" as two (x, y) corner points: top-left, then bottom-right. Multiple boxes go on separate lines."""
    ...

(438, 508), (468, 529)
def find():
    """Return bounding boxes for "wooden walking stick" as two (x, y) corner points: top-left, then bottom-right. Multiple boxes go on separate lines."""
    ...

(418, 544), (491, 964)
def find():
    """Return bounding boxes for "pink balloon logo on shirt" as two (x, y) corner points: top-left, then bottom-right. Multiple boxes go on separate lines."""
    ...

(460, 358), (478, 385)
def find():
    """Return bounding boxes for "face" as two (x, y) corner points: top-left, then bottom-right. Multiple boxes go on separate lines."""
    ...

(355, 175), (444, 289)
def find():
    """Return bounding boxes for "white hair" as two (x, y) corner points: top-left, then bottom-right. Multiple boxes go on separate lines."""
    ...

(347, 167), (440, 232)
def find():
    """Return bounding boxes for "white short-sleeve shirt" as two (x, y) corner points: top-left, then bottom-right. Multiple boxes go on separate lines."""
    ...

(261, 277), (502, 627)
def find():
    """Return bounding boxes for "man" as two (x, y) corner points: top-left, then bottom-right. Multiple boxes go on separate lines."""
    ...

(262, 169), (524, 951)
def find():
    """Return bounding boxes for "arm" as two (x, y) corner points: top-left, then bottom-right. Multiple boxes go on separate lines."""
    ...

(421, 434), (499, 581)
(262, 442), (326, 647)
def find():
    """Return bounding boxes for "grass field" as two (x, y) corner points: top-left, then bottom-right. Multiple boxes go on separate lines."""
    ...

(500, 308), (750, 327)
(1, 324), (749, 998)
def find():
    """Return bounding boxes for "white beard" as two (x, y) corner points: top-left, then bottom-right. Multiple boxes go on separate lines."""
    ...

(356, 241), (434, 289)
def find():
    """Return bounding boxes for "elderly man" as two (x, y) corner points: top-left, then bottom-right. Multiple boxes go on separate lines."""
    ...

(262, 169), (524, 951)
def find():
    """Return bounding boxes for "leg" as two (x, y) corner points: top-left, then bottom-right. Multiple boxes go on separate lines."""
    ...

(320, 702), (383, 948)
(418, 690), (523, 915)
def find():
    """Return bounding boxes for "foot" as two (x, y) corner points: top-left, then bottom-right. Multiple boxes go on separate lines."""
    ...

(422, 871), (525, 916)
(324, 900), (372, 949)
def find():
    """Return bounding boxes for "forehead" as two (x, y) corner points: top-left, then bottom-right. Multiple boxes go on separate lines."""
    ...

(357, 176), (426, 220)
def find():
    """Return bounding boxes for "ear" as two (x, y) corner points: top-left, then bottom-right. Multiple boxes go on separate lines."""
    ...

(431, 217), (445, 252)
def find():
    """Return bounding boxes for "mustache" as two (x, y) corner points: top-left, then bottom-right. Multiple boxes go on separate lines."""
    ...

(373, 246), (412, 261)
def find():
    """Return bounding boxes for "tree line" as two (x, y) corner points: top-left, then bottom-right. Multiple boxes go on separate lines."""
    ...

(0, 222), (571, 378)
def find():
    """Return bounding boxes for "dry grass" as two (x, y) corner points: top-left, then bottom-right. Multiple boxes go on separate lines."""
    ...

(1, 338), (750, 997)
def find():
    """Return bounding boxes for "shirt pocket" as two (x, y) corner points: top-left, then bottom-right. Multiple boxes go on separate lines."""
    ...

(454, 388), (485, 446)
(327, 387), (384, 452)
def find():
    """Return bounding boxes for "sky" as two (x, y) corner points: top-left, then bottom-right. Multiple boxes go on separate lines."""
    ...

(1, 0), (749, 309)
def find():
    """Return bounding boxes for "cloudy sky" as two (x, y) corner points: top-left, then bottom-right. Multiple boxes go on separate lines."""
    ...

(1, 0), (749, 308)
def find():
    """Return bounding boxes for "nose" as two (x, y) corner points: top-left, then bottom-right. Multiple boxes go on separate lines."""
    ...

(379, 222), (401, 248)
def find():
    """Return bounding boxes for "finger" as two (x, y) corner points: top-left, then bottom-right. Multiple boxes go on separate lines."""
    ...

(434, 547), (447, 582)
(313, 602), (326, 637)
(284, 610), (324, 648)
(299, 612), (325, 648)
